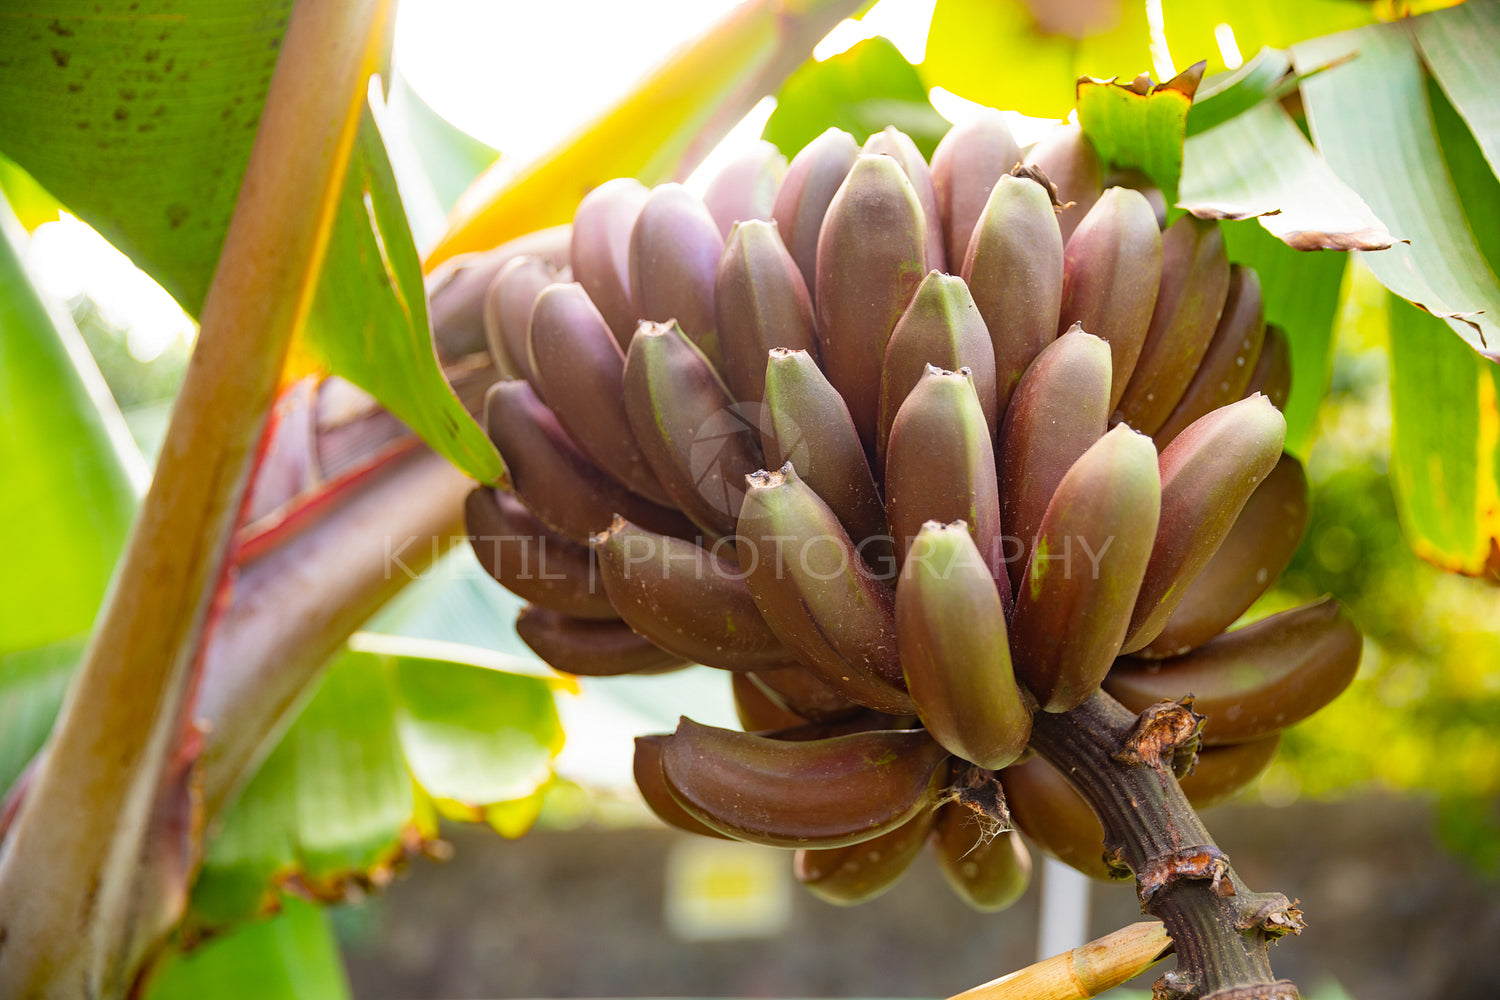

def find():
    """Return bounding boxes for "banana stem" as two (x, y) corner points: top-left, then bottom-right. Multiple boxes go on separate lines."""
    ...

(1027, 691), (1304, 1000)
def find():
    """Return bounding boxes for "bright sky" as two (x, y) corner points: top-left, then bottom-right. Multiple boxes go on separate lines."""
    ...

(392, 0), (937, 163)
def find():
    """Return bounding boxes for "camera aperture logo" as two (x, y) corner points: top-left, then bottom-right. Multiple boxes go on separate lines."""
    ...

(688, 402), (809, 518)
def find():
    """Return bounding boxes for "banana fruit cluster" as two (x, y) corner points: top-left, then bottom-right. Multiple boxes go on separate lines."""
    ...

(461, 110), (1360, 908)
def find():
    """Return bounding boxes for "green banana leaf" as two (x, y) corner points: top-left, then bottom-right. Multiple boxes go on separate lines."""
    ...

(0, 198), (142, 656)
(1075, 66), (1201, 213)
(148, 896), (350, 1000)
(1413, 2), (1500, 174)
(0, 637), (84, 794)
(0, 3), (501, 483)
(1185, 48), (1295, 136)
(188, 635), (564, 933)
(0, 1), (292, 315)
(920, 0), (1152, 121)
(1385, 293), (1500, 576)
(1412, 3), (1500, 275)
(1177, 98), (1392, 250)
(301, 106), (502, 484)
(0, 192), (143, 797)
(762, 36), (949, 160)
(1426, 76), (1500, 281)
(1284, 10), (1500, 571)
(1293, 21), (1500, 358)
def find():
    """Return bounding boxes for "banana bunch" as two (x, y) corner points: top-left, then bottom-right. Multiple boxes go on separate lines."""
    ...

(460, 110), (1361, 908)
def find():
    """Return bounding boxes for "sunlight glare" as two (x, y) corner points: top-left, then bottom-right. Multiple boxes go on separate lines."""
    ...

(928, 87), (1059, 148)
(393, 0), (743, 163)
(684, 98), (780, 199)
(1214, 23), (1245, 70)
(1145, 0), (1176, 83)
(812, 0), (936, 63)
(27, 214), (195, 363)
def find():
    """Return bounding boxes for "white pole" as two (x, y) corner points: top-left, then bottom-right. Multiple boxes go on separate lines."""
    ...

(1037, 857), (1092, 961)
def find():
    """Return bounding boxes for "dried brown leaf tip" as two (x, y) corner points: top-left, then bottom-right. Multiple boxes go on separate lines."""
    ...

(1117, 697), (1206, 771)
(1010, 162), (1068, 211)
(1278, 227), (1403, 253)
(1081, 60), (1204, 101)
(941, 763), (1010, 830)
(1162, 61), (1206, 99)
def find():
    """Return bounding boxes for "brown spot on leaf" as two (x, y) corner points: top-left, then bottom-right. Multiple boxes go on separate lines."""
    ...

(1183, 205), (1279, 223)
(47, 18), (75, 38)
(166, 204), (189, 229)
(113, 106), (128, 122)
(1279, 228), (1398, 252)
(84, 871), (100, 913)
(1181, 204), (1397, 252)
(51, 48), (70, 68)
